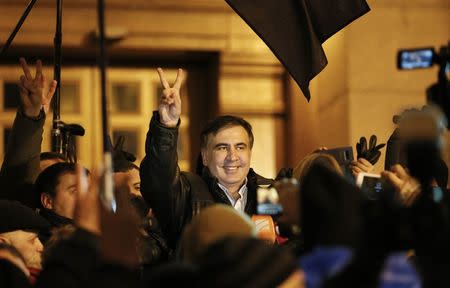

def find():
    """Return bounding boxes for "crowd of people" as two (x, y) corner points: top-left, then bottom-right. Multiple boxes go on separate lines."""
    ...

(0, 58), (449, 287)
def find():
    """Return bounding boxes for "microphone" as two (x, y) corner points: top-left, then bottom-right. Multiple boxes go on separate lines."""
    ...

(252, 215), (277, 244)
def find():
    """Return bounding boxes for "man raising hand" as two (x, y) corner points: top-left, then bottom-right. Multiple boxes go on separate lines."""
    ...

(140, 68), (272, 249)
(0, 58), (57, 206)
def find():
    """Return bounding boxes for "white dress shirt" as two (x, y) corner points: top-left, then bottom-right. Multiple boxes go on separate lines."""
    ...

(217, 178), (248, 213)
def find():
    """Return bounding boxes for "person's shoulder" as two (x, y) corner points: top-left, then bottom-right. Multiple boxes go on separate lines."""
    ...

(180, 171), (214, 202)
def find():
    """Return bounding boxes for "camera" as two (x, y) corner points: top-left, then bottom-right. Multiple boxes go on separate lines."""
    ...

(397, 47), (435, 70)
(356, 172), (392, 201)
(397, 42), (449, 129)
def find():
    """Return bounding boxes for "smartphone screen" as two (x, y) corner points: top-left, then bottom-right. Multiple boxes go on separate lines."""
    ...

(257, 187), (283, 216)
(361, 175), (384, 200)
(397, 48), (434, 70)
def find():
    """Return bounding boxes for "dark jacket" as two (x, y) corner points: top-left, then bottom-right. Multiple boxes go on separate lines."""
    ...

(140, 112), (272, 249)
(0, 108), (44, 207)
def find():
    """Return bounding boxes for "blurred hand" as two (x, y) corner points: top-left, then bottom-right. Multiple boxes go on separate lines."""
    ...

(75, 166), (140, 268)
(157, 68), (183, 128)
(350, 158), (374, 177)
(100, 179), (140, 268)
(381, 164), (421, 207)
(312, 146), (328, 153)
(18, 58), (57, 117)
(74, 166), (101, 234)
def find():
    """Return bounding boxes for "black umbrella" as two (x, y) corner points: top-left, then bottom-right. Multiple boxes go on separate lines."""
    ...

(225, 0), (370, 101)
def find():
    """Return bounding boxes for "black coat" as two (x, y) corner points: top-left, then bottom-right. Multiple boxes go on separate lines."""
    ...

(140, 112), (272, 249)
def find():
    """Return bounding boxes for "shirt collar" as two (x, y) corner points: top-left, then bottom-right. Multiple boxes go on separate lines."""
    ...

(217, 178), (248, 204)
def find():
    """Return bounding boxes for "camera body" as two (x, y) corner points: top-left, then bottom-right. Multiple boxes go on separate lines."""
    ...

(397, 43), (449, 129)
(320, 146), (354, 178)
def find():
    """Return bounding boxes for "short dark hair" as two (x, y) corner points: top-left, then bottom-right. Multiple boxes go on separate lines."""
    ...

(34, 163), (82, 207)
(200, 115), (254, 149)
(40, 152), (67, 162)
(113, 161), (139, 173)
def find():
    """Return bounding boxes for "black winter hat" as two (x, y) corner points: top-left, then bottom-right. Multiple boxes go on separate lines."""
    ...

(0, 200), (50, 234)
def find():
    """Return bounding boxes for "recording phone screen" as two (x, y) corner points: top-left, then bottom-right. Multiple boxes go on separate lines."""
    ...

(397, 48), (434, 70)
(257, 187), (283, 216)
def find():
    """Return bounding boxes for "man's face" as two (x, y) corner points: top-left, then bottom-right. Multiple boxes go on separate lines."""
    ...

(52, 173), (78, 219)
(0, 230), (43, 269)
(201, 125), (252, 190)
(113, 168), (141, 197)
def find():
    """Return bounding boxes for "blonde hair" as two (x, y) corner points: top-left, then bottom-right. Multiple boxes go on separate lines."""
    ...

(293, 153), (343, 183)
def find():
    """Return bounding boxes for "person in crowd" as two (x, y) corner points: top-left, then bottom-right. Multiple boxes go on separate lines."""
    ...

(0, 58), (57, 207)
(179, 204), (256, 261)
(35, 167), (141, 288)
(0, 200), (49, 283)
(196, 237), (303, 288)
(140, 68), (272, 249)
(33, 163), (85, 229)
(111, 135), (141, 198)
(110, 136), (172, 267)
(113, 162), (141, 198)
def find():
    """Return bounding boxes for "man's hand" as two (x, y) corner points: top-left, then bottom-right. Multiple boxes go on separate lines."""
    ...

(157, 68), (183, 128)
(74, 166), (101, 235)
(101, 177), (140, 268)
(350, 158), (374, 177)
(18, 58), (57, 117)
(381, 164), (421, 207)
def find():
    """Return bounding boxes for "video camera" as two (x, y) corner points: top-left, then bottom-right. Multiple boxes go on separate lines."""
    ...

(397, 42), (450, 129)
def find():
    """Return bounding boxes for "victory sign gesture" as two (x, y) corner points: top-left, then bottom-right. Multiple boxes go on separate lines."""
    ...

(19, 57), (57, 117)
(157, 68), (184, 128)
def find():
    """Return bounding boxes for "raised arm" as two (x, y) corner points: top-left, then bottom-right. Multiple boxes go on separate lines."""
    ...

(140, 68), (191, 248)
(0, 58), (57, 206)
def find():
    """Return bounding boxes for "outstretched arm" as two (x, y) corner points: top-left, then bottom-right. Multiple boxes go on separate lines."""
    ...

(0, 58), (57, 206)
(140, 68), (191, 248)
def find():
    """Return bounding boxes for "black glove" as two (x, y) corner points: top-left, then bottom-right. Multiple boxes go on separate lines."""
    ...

(356, 135), (386, 165)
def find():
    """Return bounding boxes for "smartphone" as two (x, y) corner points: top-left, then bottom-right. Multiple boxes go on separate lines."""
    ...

(356, 173), (384, 200)
(257, 186), (283, 216)
(397, 48), (435, 70)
